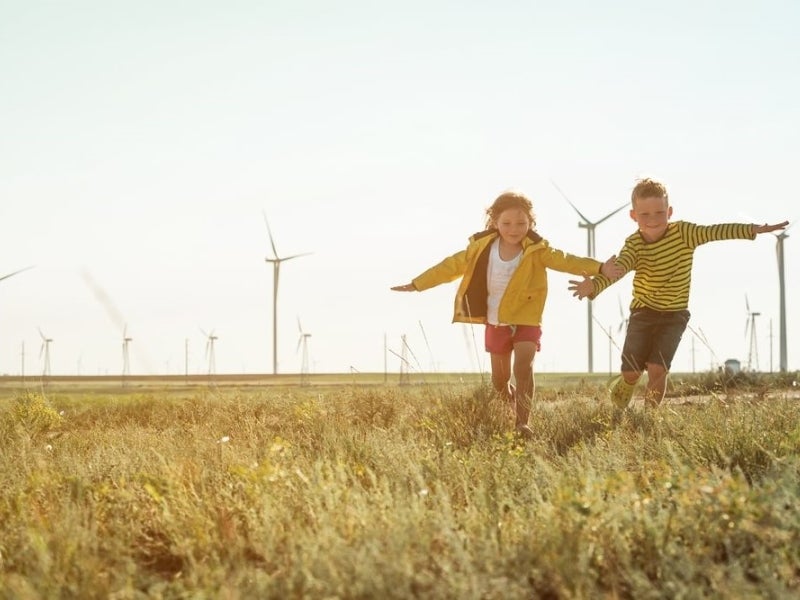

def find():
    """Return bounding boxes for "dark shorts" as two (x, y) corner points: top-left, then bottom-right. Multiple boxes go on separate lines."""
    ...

(485, 324), (542, 354)
(620, 307), (690, 372)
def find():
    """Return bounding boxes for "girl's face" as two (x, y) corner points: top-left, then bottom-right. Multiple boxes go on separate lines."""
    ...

(631, 196), (672, 243)
(494, 208), (531, 245)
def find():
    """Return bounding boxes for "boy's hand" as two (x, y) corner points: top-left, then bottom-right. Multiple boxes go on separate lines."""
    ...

(568, 274), (595, 299)
(600, 255), (624, 280)
(753, 221), (789, 234)
(391, 283), (416, 292)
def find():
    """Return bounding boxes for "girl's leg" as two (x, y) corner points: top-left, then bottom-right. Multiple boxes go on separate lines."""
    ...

(511, 341), (537, 428)
(489, 352), (512, 401)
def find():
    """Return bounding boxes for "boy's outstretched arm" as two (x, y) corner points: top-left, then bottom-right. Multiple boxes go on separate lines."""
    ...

(753, 221), (789, 235)
(600, 255), (624, 281)
(568, 274), (595, 299)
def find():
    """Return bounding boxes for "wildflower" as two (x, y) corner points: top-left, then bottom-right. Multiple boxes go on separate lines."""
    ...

(217, 436), (230, 444)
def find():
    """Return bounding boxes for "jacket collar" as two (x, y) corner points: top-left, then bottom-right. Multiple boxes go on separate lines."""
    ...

(470, 228), (543, 246)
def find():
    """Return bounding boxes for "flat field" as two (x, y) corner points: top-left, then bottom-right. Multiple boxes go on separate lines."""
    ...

(1, 373), (799, 598)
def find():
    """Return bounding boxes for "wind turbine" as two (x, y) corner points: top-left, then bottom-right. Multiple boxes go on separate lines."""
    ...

(202, 328), (217, 376)
(1, 267), (33, 376)
(296, 317), (312, 386)
(744, 295), (760, 372)
(39, 328), (52, 378)
(122, 324), (132, 380)
(551, 181), (628, 373)
(263, 212), (312, 375)
(774, 224), (793, 372)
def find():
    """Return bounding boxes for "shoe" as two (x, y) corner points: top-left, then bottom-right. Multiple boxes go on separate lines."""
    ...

(608, 376), (632, 410)
(515, 423), (534, 439)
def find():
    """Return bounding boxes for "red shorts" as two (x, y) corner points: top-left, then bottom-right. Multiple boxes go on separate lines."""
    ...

(484, 324), (542, 354)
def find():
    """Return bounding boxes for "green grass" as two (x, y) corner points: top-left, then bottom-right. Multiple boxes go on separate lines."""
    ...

(1, 377), (799, 599)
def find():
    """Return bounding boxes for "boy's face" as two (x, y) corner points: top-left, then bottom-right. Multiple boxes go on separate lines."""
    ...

(630, 195), (672, 243)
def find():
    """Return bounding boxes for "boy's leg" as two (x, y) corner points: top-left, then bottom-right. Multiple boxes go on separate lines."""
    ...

(511, 341), (537, 428)
(643, 309), (689, 407)
(644, 363), (668, 406)
(610, 371), (640, 409)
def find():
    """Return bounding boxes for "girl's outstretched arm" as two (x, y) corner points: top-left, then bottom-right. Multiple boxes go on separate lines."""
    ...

(753, 221), (789, 235)
(568, 274), (595, 300)
(391, 283), (417, 292)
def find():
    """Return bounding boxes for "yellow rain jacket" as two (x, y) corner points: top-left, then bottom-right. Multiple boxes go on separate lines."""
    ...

(412, 229), (604, 326)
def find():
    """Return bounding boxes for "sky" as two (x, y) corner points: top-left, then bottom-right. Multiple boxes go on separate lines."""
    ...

(1, 0), (798, 378)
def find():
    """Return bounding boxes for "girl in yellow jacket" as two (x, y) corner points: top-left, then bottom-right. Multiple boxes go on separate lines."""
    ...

(392, 190), (622, 438)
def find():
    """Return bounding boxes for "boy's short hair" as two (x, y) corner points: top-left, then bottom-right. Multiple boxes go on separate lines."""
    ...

(631, 178), (669, 207)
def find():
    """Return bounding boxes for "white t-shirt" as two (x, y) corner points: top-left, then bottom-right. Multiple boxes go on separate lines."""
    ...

(486, 238), (521, 325)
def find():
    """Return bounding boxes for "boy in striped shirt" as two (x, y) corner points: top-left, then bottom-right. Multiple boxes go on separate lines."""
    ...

(569, 177), (787, 409)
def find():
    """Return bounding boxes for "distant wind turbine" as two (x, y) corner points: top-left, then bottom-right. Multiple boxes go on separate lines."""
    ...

(1, 267), (33, 376)
(263, 212), (312, 375)
(744, 295), (760, 372)
(122, 324), (132, 380)
(39, 328), (52, 378)
(551, 180), (628, 373)
(296, 317), (312, 386)
(202, 328), (217, 376)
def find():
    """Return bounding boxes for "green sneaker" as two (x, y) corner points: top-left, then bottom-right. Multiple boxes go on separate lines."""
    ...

(609, 376), (634, 409)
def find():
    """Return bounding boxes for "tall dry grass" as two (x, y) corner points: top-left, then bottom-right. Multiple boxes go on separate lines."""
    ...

(1, 382), (799, 599)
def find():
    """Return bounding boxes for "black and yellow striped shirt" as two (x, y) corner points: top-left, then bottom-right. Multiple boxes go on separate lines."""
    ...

(592, 221), (755, 311)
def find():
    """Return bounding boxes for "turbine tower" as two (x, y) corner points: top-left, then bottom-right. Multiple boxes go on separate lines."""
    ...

(551, 181), (627, 373)
(774, 226), (792, 372)
(263, 212), (311, 375)
(296, 317), (312, 386)
(38, 328), (52, 378)
(744, 295), (760, 372)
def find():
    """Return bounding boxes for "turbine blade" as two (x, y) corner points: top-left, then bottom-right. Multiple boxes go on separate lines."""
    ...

(0, 265), (35, 283)
(262, 211), (279, 259)
(594, 202), (629, 226)
(282, 252), (313, 262)
(550, 180), (593, 224)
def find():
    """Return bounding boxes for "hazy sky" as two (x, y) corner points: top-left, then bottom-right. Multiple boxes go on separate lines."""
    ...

(1, 0), (797, 377)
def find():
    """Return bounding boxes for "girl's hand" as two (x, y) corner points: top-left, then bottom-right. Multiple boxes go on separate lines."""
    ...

(568, 274), (595, 299)
(600, 255), (625, 281)
(391, 283), (416, 292)
(753, 221), (789, 234)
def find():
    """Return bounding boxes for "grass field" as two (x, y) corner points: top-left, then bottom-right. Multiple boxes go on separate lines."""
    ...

(1, 372), (799, 598)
